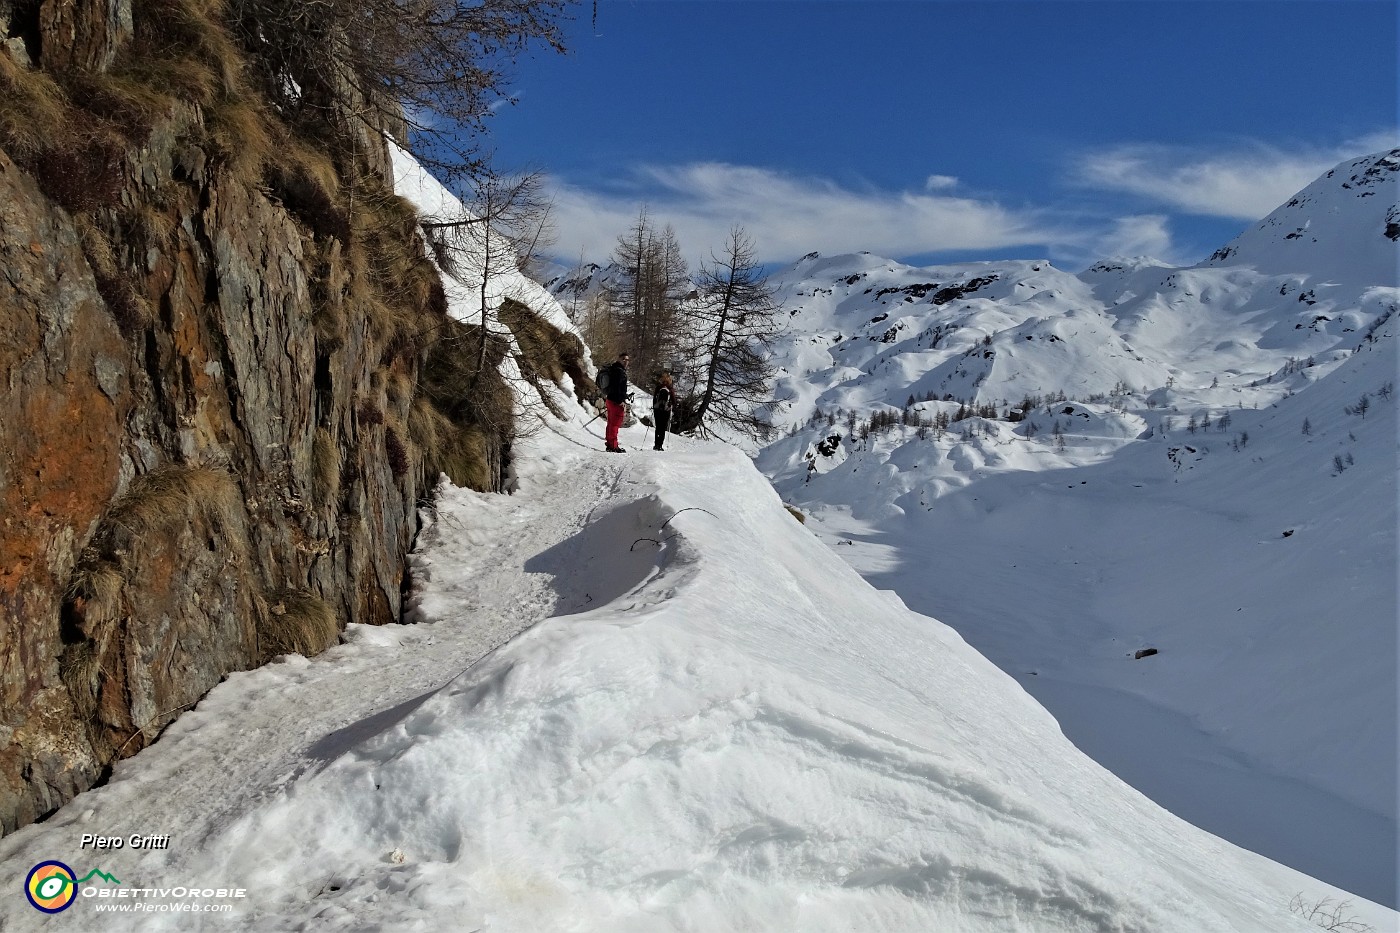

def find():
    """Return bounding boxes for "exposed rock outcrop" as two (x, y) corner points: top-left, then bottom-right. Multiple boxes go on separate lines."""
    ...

(0, 0), (566, 832)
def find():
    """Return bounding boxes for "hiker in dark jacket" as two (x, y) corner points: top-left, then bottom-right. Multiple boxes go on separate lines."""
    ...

(652, 371), (674, 451)
(602, 353), (630, 452)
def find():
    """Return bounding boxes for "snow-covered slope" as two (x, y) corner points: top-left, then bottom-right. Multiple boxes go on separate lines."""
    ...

(1205, 149), (1400, 278)
(754, 150), (1399, 906)
(390, 144), (589, 362)
(0, 404), (1392, 932)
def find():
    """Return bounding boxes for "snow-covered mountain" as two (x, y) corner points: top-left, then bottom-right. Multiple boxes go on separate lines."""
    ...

(1205, 149), (1400, 277)
(539, 259), (624, 319)
(764, 160), (1397, 429)
(753, 150), (1399, 906)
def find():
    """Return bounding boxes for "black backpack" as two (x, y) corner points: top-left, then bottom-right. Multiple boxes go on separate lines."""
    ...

(596, 367), (612, 396)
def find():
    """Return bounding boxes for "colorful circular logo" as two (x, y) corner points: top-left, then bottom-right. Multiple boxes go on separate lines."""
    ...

(25, 861), (78, 913)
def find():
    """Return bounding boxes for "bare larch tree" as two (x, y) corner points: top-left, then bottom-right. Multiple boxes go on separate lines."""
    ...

(673, 227), (782, 440)
(603, 207), (688, 377)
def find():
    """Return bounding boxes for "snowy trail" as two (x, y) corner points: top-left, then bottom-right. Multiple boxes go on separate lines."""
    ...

(0, 418), (630, 929)
(2, 411), (1394, 933)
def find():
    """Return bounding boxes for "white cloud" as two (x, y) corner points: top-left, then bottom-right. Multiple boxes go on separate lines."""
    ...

(1091, 215), (1177, 263)
(544, 162), (1081, 267)
(924, 174), (959, 191)
(1074, 131), (1400, 220)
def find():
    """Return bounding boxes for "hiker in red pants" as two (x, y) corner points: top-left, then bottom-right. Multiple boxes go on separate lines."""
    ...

(600, 352), (630, 452)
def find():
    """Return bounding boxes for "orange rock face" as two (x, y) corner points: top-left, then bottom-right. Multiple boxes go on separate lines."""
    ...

(0, 29), (451, 829)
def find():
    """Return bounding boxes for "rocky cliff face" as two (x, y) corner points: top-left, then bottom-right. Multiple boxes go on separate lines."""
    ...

(0, 0), (560, 832)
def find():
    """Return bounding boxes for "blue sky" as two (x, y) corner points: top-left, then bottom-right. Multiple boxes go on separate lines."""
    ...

(481, 0), (1398, 271)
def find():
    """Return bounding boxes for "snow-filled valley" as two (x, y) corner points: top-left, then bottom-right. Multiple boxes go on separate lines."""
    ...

(750, 150), (1400, 909)
(1, 148), (1395, 932)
